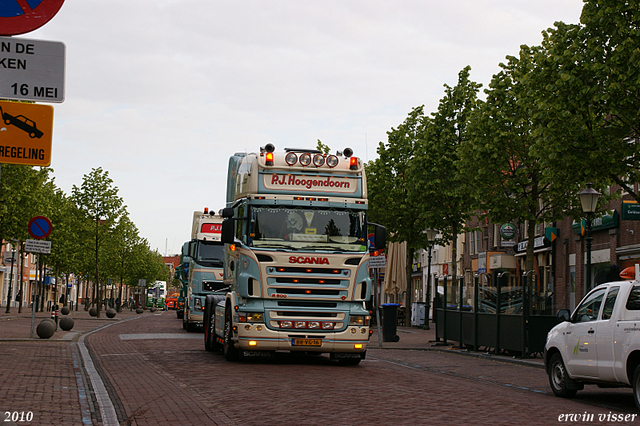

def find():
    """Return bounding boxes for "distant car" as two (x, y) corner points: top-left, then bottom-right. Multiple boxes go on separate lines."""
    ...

(2, 109), (43, 138)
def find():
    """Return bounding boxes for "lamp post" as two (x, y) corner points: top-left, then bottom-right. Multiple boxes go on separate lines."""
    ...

(5, 247), (16, 313)
(423, 229), (438, 330)
(578, 183), (601, 292)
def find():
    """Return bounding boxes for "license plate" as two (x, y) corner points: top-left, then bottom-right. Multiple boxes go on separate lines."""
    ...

(292, 338), (322, 346)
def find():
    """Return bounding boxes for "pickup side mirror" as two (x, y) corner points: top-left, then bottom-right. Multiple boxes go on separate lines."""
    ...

(221, 219), (235, 244)
(556, 309), (570, 322)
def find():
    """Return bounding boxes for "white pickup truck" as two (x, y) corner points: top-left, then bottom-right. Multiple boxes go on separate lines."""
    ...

(545, 271), (640, 410)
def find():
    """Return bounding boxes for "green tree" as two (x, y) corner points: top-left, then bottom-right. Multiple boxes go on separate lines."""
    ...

(105, 214), (141, 311)
(410, 66), (481, 283)
(367, 106), (431, 312)
(531, 2), (640, 200)
(0, 165), (55, 312)
(45, 188), (82, 308)
(71, 167), (125, 318)
(460, 48), (581, 272)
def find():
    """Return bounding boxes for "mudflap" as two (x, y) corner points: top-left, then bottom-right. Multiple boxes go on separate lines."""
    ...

(330, 351), (366, 360)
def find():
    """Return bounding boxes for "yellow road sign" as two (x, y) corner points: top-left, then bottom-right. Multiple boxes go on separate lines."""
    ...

(0, 100), (53, 166)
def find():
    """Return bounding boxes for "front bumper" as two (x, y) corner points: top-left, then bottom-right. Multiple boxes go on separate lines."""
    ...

(234, 324), (369, 353)
(188, 312), (204, 324)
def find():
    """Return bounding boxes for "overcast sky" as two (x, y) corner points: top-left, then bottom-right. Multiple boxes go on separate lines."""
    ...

(23, 0), (584, 255)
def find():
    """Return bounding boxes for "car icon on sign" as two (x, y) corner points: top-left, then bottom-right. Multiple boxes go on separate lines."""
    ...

(0, 106), (44, 139)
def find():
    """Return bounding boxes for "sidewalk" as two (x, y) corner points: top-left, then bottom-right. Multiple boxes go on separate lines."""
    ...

(0, 306), (153, 341)
(368, 323), (546, 369)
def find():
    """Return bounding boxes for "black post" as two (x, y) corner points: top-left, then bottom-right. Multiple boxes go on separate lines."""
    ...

(5, 248), (15, 313)
(585, 215), (593, 292)
(459, 276), (463, 349)
(495, 271), (502, 355)
(473, 274), (479, 351)
(423, 245), (432, 330)
(443, 276), (448, 345)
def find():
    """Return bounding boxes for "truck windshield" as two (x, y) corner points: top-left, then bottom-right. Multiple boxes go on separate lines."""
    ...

(249, 206), (367, 252)
(195, 242), (224, 266)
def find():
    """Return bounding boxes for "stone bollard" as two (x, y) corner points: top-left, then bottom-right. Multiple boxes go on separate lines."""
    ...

(136, 307), (143, 314)
(36, 319), (56, 339)
(106, 308), (116, 318)
(59, 316), (74, 331)
(150, 306), (157, 313)
(60, 306), (70, 315)
(89, 307), (97, 317)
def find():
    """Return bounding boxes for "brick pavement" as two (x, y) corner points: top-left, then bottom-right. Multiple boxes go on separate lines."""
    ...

(0, 306), (153, 426)
(0, 307), (634, 425)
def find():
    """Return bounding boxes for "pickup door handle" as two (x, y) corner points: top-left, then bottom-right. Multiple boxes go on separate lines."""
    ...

(588, 329), (595, 334)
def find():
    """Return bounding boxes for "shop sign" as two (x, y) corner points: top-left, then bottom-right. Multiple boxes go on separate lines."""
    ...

(500, 223), (516, 247)
(516, 236), (551, 254)
(622, 201), (640, 221)
(572, 210), (619, 235)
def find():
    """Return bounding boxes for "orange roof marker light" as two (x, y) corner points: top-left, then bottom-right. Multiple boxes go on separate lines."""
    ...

(620, 265), (640, 281)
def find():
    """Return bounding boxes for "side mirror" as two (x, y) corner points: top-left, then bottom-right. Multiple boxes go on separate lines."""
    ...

(221, 207), (234, 218)
(374, 225), (386, 250)
(556, 309), (570, 322)
(221, 219), (235, 244)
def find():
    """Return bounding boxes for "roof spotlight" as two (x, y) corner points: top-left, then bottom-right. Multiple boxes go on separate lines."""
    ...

(326, 155), (339, 168)
(285, 152), (298, 166)
(299, 153), (312, 166)
(313, 154), (325, 167)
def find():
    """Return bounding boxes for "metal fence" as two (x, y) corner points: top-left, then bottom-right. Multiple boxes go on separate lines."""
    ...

(434, 271), (561, 357)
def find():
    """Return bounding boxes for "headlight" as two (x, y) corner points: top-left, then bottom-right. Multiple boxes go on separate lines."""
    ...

(349, 315), (370, 326)
(238, 312), (264, 323)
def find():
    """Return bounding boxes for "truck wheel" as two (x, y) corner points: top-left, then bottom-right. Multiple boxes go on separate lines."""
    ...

(633, 365), (640, 411)
(204, 296), (219, 352)
(223, 307), (238, 361)
(548, 353), (577, 398)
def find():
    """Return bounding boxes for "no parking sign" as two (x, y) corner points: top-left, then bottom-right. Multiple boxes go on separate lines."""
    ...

(0, 0), (65, 36)
(28, 215), (52, 239)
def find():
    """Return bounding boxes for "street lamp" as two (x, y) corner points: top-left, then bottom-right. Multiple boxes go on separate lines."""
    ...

(578, 183), (601, 291)
(423, 228), (438, 330)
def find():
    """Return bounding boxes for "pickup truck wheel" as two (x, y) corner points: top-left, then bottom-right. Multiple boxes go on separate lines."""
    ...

(223, 307), (238, 361)
(549, 353), (577, 398)
(633, 365), (640, 411)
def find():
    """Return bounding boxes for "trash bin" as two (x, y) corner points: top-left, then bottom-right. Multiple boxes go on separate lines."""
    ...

(381, 303), (400, 342)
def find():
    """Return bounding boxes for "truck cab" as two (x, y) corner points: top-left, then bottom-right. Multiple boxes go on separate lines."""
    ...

(183, 210), (227, 331)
